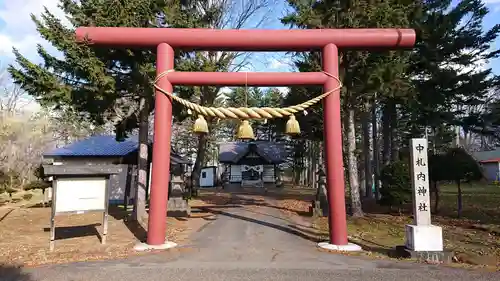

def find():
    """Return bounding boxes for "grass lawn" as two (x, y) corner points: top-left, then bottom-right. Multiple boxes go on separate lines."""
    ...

(276, 183), (500, 270)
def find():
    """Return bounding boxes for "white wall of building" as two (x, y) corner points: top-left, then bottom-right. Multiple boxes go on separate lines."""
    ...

(228, 164), (275, 183)
(263, 165), (275, 183)
(230, 165), (242, 182)
(200, 166), (216, 187)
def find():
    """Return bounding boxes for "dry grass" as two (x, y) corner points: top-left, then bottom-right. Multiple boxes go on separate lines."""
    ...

(4, 184), (497, 269)
(0, 190), (45, 208)
(0, 188), (245, 267)
(0, 202), (208, 267)
(190, 190), (233, 206)
(274, 184), (500, 270)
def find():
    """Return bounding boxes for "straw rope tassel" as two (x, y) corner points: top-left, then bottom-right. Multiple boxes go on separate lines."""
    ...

(153, 70), (342, 121)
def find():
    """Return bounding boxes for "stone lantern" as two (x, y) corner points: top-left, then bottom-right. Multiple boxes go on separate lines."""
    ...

(313, 168), (328, 217)
(168, 164), (191, 217)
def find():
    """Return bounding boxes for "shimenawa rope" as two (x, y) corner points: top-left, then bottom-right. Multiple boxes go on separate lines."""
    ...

(153, 70), (342, 120)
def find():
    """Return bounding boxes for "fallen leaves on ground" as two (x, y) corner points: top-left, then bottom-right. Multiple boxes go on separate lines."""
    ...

(277, 199), (311, 215)
(267, 187), (500, 271)
(190, 191), (232, 206)
(0, 206), (207, 267)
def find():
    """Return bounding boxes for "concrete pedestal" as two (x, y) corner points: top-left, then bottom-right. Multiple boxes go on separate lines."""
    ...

(395, 245), (453, 264)
(318, 242), (362, 252)
(167, 197), (191, 217)
(134, 241), (177, 251)
(312, 199), (328, 217)
(405, 224), (443, 251)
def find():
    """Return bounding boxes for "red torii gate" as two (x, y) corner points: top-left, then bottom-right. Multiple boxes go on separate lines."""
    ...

(75, 27), (415, 250)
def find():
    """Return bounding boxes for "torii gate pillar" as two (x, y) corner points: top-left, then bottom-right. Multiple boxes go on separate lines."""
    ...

(75, 27), (415, 251)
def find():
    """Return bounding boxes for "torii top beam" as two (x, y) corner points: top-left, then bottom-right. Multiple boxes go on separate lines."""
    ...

(75, 27), (415, 51)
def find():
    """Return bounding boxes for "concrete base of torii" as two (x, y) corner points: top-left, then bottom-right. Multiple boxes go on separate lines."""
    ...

(134, 241), (177, 251)
(317, 242), (363, 252)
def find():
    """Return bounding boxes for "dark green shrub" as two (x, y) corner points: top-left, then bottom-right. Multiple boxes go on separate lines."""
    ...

(379, 160), (412, 208)
(33, 164), (45, 180)
(0, 170), (8, 187)
(0, 170), (21, 197)
(443, 147), (483, 218)
(5, 187), (18, 198)
(23, 180), (51, 192)
(427, 147), (482, 217)
(24, 180), (51, 206)
(444, 148), (482, 183)
(429, 153), (448, 182)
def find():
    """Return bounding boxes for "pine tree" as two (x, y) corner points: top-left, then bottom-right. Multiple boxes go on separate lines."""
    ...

(282, 0), (416, 216)
(406, 0), (500, 148)
(8, 0), (197, 221)
(221, 87), (284, 141)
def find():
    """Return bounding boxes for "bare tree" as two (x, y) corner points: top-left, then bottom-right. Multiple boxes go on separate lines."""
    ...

(171, 118), (198, 161)
(0, 68), (34, 114)
(0, 112), (53, 191)
(183, 0), (276, 194)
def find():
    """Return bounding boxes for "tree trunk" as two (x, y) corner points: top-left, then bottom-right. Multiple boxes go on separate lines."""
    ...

(346, 108), (364, 217)
(191, 133), (208, 197)
(41, 188), (45, 206)
(362, 99), (373, 198)
(312, 140), (318, 189)
(307, 141), (311, 186)
(372, 99), (381, 200)
(431, 181), (440, 214)
(457, 180), (463, 218)
(390, 103), (399, 162)
(123, 164), (132, 208)
(454, 126), (460, 147)
(132, 97), (149, 222)
(382, 102), (391, 166)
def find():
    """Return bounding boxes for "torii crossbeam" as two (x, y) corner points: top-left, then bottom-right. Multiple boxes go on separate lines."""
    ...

(75, 27), (415, 251)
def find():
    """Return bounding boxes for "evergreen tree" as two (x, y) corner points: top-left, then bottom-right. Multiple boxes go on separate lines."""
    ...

(405, 0), (500, 147)
(221, 87), (285, 141)
(379, 160), (412, 210)
(7, 0), (199, 221)
(282, 0), (416, 216)
(257, 88), (286, 141)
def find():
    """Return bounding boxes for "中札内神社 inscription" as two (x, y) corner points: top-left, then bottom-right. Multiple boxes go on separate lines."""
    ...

(410, 140), (431, 226)
(404, 139), (444, 252)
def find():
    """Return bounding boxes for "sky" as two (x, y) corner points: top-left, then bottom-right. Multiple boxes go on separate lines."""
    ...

(0, 0), (499, 87)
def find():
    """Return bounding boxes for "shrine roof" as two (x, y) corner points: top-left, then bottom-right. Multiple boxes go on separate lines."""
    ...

(218, 141), (288, 164)
(44, 135), (189, 164)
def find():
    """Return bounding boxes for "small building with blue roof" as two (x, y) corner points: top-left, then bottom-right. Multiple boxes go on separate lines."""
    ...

(44, 135), (190, 204)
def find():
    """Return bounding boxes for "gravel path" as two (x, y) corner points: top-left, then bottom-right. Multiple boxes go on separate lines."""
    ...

(3, 198), (499, 281)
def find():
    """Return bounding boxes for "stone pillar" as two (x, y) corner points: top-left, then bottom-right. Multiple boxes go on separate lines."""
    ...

(404, 138), (444, 252)
(167, 167), (191, 217)
(313, 168), (328, 217)
(275, 167), (283, 188)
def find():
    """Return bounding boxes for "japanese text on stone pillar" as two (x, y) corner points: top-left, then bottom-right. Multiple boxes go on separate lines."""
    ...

(410, 139), (431, 226)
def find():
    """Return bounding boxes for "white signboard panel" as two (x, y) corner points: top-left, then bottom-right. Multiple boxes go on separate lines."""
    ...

(54, 177), (107, 213)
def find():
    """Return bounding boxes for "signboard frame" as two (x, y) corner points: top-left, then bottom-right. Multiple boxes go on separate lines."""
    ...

(43, 165), (122, 251)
